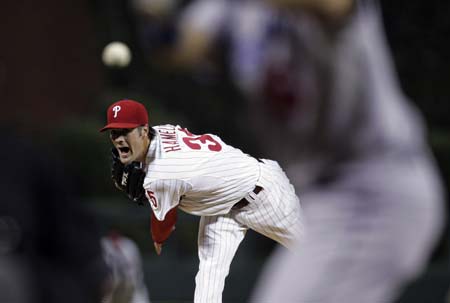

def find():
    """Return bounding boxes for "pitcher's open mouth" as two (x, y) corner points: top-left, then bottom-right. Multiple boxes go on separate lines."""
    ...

(118, 147), (130, 153)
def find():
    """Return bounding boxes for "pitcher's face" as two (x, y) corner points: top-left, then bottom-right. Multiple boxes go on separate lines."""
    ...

(110, 126), (149, 164)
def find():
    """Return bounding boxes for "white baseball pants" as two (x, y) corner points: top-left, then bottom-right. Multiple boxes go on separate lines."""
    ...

(194, 159), (305, 303)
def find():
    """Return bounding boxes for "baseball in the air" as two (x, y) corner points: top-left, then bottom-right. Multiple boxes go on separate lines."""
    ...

(102, 41), (132, 68)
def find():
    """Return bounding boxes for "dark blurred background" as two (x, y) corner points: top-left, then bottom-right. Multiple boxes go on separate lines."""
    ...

(1, 0), (449, 302)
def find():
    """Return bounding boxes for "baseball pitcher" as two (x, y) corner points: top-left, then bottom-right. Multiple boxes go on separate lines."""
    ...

(100, 99), (304, 303)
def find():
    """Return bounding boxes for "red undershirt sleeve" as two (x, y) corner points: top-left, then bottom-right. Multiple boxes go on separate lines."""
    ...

(151, 207), (178, 244)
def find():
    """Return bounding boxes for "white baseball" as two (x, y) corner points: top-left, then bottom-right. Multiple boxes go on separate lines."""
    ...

(102, 41), (132, 68)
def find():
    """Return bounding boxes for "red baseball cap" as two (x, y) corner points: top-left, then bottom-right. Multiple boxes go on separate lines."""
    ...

(100, 99), (149, 132)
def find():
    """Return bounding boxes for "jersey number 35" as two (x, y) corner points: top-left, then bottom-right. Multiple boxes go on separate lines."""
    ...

(178, 127), (222, 152)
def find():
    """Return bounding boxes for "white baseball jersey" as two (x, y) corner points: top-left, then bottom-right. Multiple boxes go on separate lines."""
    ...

(142, 124), (304, 303)
(143, 124), (260, 219)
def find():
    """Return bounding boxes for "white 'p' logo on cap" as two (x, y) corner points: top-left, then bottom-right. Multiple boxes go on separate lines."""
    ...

(112, 105), (121, 118)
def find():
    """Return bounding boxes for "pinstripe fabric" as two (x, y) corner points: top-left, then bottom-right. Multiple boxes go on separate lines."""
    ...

(235, 159), (304, 247)
(194, 160), (304, 303)
(142, 125), (304, 303)
(195, 214), (247, 303)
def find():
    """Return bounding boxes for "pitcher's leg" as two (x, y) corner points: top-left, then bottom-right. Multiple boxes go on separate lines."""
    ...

(194, 214), (247, 303)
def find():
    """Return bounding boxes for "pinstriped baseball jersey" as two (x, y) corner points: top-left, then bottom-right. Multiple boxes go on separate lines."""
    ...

(143, 124), (260, 220)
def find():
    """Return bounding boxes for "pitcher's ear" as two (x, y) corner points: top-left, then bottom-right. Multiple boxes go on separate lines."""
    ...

(141, 125), (149, 136)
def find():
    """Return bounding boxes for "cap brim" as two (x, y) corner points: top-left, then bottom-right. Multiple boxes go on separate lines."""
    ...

(99, 122), (141, 132)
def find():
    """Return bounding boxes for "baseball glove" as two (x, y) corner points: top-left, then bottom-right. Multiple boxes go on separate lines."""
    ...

(111, 148), (147, 205)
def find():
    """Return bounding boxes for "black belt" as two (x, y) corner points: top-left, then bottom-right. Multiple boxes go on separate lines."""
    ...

(232, 186), (263, 210)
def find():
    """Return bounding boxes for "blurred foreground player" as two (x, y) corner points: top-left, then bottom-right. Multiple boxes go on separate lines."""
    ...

(247, 0), (446, 302)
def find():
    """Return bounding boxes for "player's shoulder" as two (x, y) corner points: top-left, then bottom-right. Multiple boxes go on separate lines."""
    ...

(153, 124), (178, 132)
(153, 124), (194, 135)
